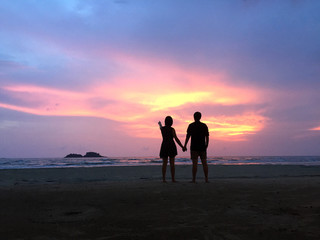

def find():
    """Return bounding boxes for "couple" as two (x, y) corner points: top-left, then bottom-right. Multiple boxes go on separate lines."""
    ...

(158, 112), (209, 183)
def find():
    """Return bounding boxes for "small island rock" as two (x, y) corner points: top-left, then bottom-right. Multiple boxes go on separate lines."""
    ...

(84, 152), (103, 157)
(64, 152), (103, 158)
(65, 153), (83, 158)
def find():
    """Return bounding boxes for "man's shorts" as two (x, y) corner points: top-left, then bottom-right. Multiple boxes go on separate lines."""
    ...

(191, 151), (207, 161)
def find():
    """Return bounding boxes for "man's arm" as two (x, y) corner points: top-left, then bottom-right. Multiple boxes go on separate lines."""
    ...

(184, 133), (191, 150)
(205, 135), (209, 149)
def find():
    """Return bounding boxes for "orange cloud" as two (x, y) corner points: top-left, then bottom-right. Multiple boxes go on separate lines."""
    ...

(95, 50), (263, 109)
(125, 112), (268, 141)
(204, 113), (268, 141)
(310, 126), (320, 131)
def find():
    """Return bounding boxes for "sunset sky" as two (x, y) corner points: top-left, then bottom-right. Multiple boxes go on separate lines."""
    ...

(1, 0), (320, 158)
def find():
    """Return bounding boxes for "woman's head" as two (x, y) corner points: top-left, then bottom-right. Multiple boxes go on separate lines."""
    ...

(165, 116), (173, 127)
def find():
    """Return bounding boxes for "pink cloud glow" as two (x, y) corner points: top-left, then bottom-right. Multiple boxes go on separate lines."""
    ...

(0, 53), (269, 142)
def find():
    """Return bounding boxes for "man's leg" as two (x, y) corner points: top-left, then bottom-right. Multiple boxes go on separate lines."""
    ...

(200, 152), (208, 182)
(191, 151), (198, 183)
(192, 158), (198, 183)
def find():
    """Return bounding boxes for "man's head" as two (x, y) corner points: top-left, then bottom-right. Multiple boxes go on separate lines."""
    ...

(194, 112), (202, 121)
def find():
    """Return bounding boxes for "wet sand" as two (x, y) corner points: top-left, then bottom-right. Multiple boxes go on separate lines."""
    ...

(0, 165), (320, 239)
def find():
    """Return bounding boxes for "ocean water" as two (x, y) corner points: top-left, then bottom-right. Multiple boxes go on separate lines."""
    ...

(0, 156), (319, 169)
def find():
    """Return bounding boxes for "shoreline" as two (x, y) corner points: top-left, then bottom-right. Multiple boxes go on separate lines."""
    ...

(1, 165), (320, 187)
(1, 155), (319, 170)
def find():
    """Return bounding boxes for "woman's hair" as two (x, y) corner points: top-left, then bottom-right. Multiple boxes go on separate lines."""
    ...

(165, 116), (173, 127)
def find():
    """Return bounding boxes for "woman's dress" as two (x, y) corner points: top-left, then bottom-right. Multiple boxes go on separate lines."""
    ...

(159, 126), (177, 158)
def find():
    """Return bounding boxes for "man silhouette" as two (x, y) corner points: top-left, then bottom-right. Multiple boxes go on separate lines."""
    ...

(184, 112), (209, 183)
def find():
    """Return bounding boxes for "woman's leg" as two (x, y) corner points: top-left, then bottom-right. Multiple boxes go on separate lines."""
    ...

(169, 156), (176, 182)
(162, 157), (168, 182)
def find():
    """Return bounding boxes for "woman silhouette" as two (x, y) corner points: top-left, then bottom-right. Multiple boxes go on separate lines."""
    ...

(158, 116), (185, 182)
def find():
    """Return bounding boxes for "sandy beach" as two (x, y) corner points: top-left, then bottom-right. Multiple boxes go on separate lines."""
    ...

(1, 165), (320, 239)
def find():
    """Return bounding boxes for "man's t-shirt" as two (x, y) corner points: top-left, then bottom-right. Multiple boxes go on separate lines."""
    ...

(187, 121), (209, 151)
